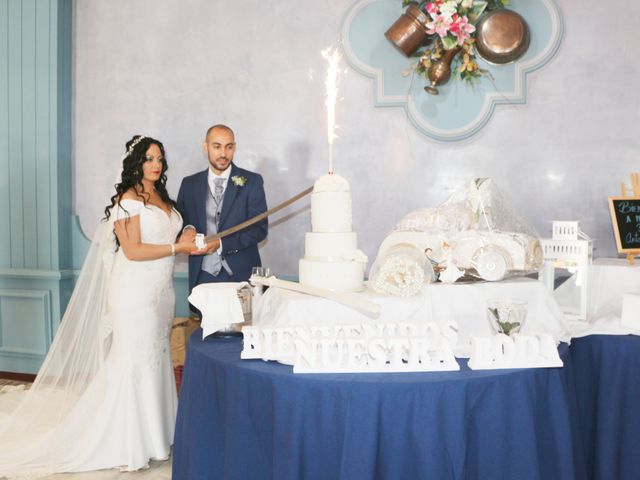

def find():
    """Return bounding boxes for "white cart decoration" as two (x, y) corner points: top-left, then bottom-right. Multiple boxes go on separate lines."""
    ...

(371, 178), (544, 291)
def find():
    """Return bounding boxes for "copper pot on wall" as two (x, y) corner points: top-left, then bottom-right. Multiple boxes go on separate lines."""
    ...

(424, 46), (462, 95)
(475, 9), (530, 64)
(385, 4), (433, 57)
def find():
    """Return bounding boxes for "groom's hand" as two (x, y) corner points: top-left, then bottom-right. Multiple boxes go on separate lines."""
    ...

(204, 238), (221, 254)
(178, 227), (196, 244)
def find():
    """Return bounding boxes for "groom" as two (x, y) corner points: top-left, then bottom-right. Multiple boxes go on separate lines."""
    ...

(177, 124), (268, 294)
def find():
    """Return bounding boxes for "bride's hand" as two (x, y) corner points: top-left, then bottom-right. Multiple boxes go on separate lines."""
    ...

(174, 239), (200, 255)
(190, 238), (221, 256)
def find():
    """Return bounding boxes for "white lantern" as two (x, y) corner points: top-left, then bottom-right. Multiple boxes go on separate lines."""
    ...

(539, 221), (593, 321)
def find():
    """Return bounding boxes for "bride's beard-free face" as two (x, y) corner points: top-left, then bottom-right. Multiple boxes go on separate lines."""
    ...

(204, 128), (236, 175)
(141, 144), (164, 189)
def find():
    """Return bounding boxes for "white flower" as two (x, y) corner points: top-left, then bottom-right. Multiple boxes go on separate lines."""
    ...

(461, 0), (473, 8)
(370, 256), (425, 297)
(440, 1), (459, 17)
(231, 175), (247, 187)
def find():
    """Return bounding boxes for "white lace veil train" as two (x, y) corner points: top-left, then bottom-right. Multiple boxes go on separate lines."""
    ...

(0, 139), (143, 477)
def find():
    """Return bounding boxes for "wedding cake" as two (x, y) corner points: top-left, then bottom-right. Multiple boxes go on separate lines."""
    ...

(298, 173), (367, 291)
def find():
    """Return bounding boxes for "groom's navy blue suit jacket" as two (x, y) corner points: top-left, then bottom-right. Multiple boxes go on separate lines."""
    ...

(176, 164), (268, 293)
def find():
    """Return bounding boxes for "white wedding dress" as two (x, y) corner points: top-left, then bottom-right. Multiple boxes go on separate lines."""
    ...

(0, 199), (181, 478)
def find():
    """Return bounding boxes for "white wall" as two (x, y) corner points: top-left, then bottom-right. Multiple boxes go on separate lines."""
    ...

(73, 0), (640, 275)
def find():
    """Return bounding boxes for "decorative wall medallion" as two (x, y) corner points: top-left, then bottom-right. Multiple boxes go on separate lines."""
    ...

(340, 0), (563, 142)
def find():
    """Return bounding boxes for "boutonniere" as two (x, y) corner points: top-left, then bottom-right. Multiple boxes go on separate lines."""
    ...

(231, 175), (247, 187)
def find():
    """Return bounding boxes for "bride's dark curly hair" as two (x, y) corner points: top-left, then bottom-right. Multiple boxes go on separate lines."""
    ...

(104, 135), (178, 221)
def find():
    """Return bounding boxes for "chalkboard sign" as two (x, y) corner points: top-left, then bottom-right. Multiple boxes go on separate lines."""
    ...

(609, 197), (640, 253)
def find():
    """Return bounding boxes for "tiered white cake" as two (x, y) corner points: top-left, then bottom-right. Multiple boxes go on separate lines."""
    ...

(298, 174), (367, 291)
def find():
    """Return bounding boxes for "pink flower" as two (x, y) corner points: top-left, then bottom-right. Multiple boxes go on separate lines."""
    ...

(425, 2), (439, 15)
(449, 13), (461, 30)
(449, 14), (475, 45)
(426, 12), (453, 38)
(425, 1), (444, 16)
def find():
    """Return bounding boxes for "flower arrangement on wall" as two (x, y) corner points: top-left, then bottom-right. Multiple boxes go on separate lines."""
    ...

(386, 0), (526, 94)
(342, 0), (562, 139)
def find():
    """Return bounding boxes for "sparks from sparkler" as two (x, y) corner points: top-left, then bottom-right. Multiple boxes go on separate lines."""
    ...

(322, 46), (342, 174)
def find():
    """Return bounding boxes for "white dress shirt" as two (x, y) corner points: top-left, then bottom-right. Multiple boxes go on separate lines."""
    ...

(208, 166), (230, 198)
(206, 167), (230, 252)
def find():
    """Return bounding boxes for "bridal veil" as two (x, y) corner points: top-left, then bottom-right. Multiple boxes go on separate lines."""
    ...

(0, 216), (120, 477)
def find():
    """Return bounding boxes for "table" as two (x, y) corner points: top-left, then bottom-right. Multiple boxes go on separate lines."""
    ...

(569, 335), (640, 480)
(554, 259), (640, 337)
(585, 259), (640, 319)
(173, 333), (586, 480)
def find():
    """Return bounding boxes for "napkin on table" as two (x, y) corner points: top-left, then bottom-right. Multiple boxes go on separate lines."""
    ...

(188, 282), (248, 338)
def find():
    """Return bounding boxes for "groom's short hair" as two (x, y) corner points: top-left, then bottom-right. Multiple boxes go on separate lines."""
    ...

(206, 124), (234, 140)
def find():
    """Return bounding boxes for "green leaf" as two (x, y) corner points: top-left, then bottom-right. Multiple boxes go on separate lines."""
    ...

(501, 321), (520, 335)
(486, 0), (508, 10)
(441, 35), (459, 51)
(468, 1), (488, 23)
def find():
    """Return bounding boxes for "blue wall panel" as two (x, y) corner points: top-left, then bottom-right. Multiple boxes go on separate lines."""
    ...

(0, 0), (72, 373)
(7, 0), (24, 268)
(36, 0), (52, 269)
(21, 0), (38, 270)
(55, 0), (72, 271)
(0, 289), (51, 357)
(0, 1), (10, 267)
(1, 0), (69, 273)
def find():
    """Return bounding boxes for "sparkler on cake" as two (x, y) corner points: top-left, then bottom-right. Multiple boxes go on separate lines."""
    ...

(322, 47), (340, 174)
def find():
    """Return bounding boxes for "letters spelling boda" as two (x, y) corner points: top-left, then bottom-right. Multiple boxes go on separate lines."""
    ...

(241, 322), (460, 373)
(467, 333), (563, 370)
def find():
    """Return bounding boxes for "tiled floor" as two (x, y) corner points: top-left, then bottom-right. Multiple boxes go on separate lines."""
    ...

(0, 379), (29, 388)
(40, 460), (171, 479)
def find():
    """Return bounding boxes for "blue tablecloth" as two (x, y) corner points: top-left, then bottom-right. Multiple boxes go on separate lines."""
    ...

(173, 332), (586, 480)
(569, 335), (640, 480)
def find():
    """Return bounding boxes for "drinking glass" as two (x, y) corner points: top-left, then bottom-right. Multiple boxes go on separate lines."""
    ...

(250, 266), (264, 298)
(486, 298), (527, 336)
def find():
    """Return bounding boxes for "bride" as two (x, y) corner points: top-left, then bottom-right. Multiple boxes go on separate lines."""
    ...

(0, 135), (204, 477)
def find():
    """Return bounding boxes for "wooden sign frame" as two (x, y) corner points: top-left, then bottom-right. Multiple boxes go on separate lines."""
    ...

(608, 196), (640, 264)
